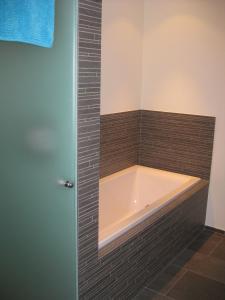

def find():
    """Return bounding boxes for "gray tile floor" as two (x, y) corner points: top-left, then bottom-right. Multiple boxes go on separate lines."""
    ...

(134, 228), (225, 300)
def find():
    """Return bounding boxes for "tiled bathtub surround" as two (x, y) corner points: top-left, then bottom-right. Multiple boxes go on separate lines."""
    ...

(100, 110), (215, 179)
(77, 1), (215, 298)
(80, 169), (209, 299)
(139, 110), (215, 180)
(100, 111), (140, 178)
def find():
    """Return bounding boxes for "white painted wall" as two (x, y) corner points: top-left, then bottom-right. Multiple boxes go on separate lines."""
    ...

(101, 0), (144, 114)
(101, 0), (225, 231)
(141, 0), (225, 231)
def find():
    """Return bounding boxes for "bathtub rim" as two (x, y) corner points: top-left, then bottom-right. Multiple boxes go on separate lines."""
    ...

(100, 164), (197, 184)
(99, 178), (208, 258)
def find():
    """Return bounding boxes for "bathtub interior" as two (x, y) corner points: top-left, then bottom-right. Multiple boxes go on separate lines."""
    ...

(99, 165), (200, 248)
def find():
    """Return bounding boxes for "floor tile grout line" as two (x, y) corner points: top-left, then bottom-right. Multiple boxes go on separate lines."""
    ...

(176, 268), (225, 287)
(192, 229), (224, 257)
(145, 266), (189, 297)
(144, 287), (175, 300)
(134, 227), (225, 299)
(172, 247), (225, 271)
(164, 268), (189, 296)
(209, 238), (224, 256)
(143, 266), (225, 299)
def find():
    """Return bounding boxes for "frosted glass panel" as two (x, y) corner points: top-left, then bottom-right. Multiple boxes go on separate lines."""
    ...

(0, 1), (78, 299)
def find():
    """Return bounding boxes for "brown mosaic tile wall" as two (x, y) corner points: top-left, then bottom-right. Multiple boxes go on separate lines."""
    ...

(139, 110), (216, 180)
(100, 110), (215, 180)
(100, 111), (140, 178)
(77, 0), (101, 297)
(77, 1), (213, 299)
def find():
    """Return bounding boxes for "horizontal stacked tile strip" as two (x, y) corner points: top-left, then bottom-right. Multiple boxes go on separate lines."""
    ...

(100, 110), (215, 180)
(139, 110), (215, 180)
(77, 0), (101, 296)
(100, 111), (140, 178)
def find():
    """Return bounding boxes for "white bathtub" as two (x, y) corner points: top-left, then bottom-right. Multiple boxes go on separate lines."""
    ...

(99, 165), (200, 249)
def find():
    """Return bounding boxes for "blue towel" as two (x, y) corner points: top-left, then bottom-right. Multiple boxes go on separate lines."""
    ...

(0, 0), (55, 48)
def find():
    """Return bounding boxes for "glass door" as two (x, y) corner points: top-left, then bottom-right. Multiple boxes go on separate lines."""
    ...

(0, 1), (78, 299)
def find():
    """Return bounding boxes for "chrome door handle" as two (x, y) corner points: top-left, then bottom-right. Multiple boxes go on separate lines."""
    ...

(64, 181), (74, 188)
